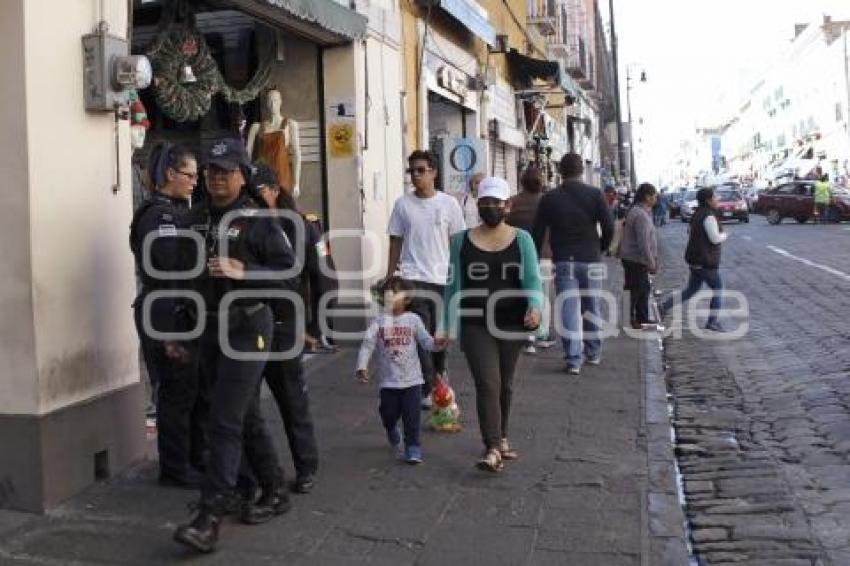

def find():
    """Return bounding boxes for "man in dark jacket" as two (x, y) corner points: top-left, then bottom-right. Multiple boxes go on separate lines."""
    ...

(532, 154), (614, 375)
(660, 187), (727, 332)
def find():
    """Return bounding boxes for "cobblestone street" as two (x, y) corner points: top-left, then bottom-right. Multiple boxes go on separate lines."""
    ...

(658, 218), (850, 565)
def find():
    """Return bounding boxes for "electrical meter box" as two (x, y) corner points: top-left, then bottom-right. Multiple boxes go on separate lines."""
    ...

(82, 32), (129, 111)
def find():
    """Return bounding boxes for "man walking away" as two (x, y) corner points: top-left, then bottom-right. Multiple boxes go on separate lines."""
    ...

(660, 187), (727, 332)
(617, 183), (659, 329)
(532, 154), (614, 375)
(385, 150), (466, 408)
(508, 166), (553, 352)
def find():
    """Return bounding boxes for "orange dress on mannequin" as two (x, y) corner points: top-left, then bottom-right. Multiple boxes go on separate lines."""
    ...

(255, 120), (295, 193)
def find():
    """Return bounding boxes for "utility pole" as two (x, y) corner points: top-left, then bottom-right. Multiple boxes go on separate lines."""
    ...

(609, 0), (626, 183)
(626, 68), (637, 189)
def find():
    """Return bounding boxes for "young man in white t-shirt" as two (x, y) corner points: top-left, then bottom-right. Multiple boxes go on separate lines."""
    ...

(384, 150), (466, 407)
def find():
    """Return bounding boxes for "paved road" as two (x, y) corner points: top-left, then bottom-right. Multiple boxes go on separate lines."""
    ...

(657, 216), (850, 565)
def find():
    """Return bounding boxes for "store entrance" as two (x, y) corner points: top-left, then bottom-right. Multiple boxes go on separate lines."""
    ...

(130, 0), (325, 218)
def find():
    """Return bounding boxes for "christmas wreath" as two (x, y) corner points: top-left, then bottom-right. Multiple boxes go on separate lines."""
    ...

(147, 25), (274, 122)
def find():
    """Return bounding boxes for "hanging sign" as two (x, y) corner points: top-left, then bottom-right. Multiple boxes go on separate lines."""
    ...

(441, 137), (485, 194)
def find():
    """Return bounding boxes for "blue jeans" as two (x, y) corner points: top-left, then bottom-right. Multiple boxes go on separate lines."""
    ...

(379, 385), (422, 449)
(664, 267), (723, 325)
(554, 261), (604, 368)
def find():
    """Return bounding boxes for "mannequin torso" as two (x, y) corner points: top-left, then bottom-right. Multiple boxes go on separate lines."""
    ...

(246, 89), (302, 197)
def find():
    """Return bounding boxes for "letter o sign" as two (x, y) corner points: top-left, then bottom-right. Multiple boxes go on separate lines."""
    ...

(450, 144), (477, 173)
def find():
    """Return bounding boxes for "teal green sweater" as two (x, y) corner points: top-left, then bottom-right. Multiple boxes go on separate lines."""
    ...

(440, 228), (544, 338)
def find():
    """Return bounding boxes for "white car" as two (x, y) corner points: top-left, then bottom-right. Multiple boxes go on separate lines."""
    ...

(679, 190), (699, 223)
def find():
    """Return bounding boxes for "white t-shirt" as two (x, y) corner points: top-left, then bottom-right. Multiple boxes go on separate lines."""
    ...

(356, 313), (435, 389)
(388, 191), (466, 285)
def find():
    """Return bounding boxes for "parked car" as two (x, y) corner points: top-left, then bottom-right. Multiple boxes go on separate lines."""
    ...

(679, 190), (700, 223)
(755, 181), (850, 224)
(715, 189), (750, 222)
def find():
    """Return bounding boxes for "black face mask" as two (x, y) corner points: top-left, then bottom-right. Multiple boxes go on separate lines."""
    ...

(478, 206), (505, 227)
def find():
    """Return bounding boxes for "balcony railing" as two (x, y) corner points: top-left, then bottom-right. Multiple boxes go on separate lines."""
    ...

(565, 37), (588, 80)
(527, 0), (557, 36)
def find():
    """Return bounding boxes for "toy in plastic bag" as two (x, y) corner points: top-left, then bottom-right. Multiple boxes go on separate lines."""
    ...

(430, 375), (461, 432)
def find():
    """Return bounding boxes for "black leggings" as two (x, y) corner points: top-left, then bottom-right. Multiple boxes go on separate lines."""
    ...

(460, 324), (524, 450)
(404, 280), (446, 395)
(622, 259), (651, 324)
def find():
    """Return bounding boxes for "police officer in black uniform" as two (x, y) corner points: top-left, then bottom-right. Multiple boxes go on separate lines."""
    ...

(252, 164), (320, 494)
(130, 143), (206, 487)
(174, 139), (296, 553)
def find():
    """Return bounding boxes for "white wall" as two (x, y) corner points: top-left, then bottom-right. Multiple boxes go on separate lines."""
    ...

(0, 0), (38, 415)
(324, 27), (406, 299)
(18, 0), (138, 414)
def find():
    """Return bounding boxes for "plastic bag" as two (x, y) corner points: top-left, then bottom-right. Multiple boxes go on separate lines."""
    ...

(429, 375), (461, 433)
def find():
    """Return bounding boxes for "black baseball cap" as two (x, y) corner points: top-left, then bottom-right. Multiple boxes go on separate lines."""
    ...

(206, 138), (250, 171)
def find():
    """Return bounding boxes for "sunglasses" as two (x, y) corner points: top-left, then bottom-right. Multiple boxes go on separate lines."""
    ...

(407, 166), (432, 176)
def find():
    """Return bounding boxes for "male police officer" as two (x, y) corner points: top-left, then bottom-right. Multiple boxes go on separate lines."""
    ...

(174, 139), (296, 553)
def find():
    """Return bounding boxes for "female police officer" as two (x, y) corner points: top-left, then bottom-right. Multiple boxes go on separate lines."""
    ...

(173, 139), (297, 553)
(130, 143), (206, 488)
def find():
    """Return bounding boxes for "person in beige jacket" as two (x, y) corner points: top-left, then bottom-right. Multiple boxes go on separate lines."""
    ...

(617, 183), (658, 329)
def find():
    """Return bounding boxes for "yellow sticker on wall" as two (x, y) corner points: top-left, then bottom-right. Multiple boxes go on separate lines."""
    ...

(328, 123), (355, 158)
(257, 335), (265, 351)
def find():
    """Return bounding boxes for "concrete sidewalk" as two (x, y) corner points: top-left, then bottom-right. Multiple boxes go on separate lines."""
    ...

(0, 265), (689, 565)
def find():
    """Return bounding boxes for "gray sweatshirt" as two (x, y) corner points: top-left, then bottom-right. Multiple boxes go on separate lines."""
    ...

(356, 313), (435, 389)
(618, 205), (658, 270)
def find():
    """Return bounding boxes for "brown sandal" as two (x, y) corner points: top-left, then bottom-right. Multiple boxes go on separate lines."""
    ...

(499, 438), (518, 461)
(477, 449), (503, 472)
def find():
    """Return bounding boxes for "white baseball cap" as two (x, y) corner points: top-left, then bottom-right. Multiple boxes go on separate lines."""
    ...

(477, 176), (510, 201)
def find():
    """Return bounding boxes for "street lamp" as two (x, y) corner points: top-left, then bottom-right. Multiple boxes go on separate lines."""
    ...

(626, 65), (647, 189)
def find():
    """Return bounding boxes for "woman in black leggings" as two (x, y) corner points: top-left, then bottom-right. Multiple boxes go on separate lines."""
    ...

(439, 177), (543, 472)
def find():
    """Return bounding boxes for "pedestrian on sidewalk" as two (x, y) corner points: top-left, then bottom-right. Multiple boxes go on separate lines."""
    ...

(130, 143), (207, 488)
(384, 150), (466, 409)
(440, 177), (543, 472)
(457, 172), (484, 229)
(507, 166), (554, 353)
(174, 139), (296, 553)
(617, 183), (659, 329)
(356, 278), (442, 465)
(253, 164), (320, 495)
(653, 191), (668, 226)
(660, 187), (727, 333)
(532, 154), (614, 375)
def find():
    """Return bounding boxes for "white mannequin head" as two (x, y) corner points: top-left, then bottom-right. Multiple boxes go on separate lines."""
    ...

(266, 89), (282, 119)
(130, 125), (147, 150)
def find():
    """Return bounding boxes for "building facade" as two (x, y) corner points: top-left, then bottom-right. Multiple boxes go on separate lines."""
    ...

(721, 17), (850, 185)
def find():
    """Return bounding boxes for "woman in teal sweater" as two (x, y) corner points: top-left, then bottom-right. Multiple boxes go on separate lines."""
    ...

(438, 177), (543, 472)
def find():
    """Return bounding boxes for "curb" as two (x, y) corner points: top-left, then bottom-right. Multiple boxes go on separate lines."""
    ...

(640, 330), (692, 566)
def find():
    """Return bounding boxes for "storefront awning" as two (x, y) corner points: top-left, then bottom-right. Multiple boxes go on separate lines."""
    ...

(507, 49), (560, 87)
(226, 0), (367, 44)
(438, 0), (496, 46)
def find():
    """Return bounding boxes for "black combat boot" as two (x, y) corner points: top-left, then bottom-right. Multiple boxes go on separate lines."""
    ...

(240, 482), (292, 525)
(173, 497), (224, 553)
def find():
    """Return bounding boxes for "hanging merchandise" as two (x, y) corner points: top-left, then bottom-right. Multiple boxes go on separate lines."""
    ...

(146, 1), (274, 122)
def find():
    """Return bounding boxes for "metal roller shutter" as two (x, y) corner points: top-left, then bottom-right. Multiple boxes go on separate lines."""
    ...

(489, 132), (507, 179)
